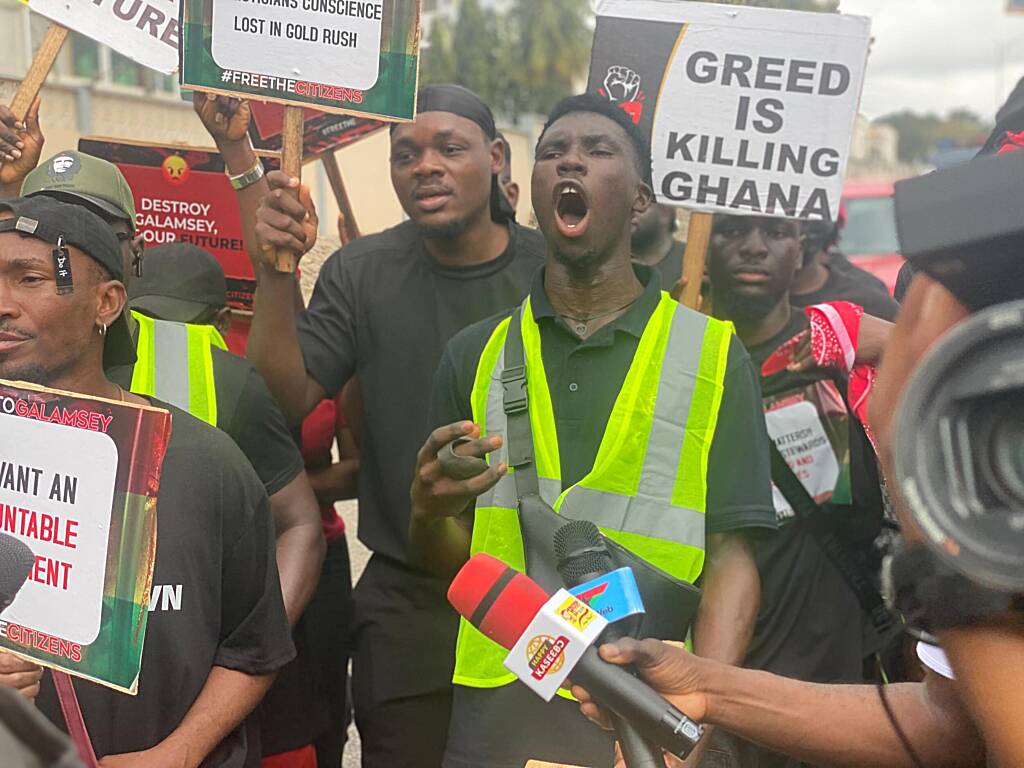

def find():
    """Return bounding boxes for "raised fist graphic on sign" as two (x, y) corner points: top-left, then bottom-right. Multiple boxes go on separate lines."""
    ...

(604, 66), (641, 103)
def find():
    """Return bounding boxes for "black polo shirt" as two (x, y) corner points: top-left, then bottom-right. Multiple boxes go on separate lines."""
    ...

(432, 265), (776, 768)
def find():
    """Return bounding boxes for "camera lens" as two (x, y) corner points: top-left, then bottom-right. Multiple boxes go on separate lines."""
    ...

(895, 300), (1024, 592)
(990, 403), (1024, 506)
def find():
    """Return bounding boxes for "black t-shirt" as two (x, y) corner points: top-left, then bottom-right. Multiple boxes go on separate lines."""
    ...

(37, 402), (295, 767)
(791, 257), (900, 321)
(641, 238), (685, 293)
(296, 219), (545, 700)
(742, 311), (885, 683)
(434, 266), (777, 768)
(109, 347), (305, 498)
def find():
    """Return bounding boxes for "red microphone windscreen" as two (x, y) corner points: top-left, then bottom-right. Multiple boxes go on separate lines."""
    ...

(447, 553), (549, 650)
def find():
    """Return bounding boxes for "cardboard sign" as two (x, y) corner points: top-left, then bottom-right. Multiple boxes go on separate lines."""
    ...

(79, 138), (278, 312)
(0, 380), (170, 694)
(28, 0), (179, 75)
(587, 1), (870, 220)
(248, 101), (384, 161)
(764, 380), (852, 522)
(179, 0), (421, 122)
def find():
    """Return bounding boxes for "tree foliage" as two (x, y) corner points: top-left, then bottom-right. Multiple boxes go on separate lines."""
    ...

(420, 0), (592, 117)
(878, 109), (992, 163)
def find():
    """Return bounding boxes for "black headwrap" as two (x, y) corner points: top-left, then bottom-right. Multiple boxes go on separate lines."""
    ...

(393, 84), (516, 223)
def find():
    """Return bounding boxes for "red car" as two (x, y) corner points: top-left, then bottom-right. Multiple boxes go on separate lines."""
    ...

(840, 181), (905, 294)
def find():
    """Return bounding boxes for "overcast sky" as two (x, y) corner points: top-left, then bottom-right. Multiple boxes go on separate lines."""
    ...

(840, 0), (1024, 121)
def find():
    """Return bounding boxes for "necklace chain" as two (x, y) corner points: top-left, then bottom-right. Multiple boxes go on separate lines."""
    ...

(559, 292), (642, 338)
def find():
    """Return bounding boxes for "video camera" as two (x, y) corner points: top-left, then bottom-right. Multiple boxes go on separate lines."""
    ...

(891, 149), (1024, 596)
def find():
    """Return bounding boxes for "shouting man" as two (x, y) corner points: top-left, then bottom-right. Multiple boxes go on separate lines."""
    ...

(410, 95), (776, 768)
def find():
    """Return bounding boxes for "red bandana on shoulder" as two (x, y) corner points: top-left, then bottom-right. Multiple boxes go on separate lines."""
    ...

(761, 301), (878, 453)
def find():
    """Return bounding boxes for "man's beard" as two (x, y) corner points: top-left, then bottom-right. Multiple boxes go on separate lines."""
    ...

(715, 289), (782, 326)
(416, 216), (470, 240)
(0, 357), (71, 388)
(552, 242), (603, 274)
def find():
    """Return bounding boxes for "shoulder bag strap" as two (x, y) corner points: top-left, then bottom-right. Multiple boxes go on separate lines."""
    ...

(502, 307), (540, 499)
(768, 442), (895, 636)
(51, 670), (99, 768)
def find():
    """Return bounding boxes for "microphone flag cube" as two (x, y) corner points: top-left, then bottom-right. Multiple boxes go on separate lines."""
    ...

(569, 567), (646, 624)
(503, 589), (608, 701)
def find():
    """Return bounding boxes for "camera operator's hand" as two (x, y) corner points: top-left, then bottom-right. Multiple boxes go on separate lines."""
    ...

(571, 638), (709, 729)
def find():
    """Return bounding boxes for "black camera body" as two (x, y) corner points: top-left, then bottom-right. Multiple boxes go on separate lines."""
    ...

(893, 301), (1024, 593)
(892, 149), (1024, 595)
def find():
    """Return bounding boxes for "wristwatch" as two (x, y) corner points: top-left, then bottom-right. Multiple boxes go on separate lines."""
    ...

(228, 159), (265, 191)
(890, 543), (1022, 634)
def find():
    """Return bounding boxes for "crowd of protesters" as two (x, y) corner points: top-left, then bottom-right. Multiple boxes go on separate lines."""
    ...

(0, 50), (1021, 768)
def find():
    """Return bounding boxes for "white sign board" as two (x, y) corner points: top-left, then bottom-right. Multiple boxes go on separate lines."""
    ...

(765, 400), (840, 521)
(211, 1), (384, 91)
(0, 413), (117, 645)
(589, 1), (871, 220)
(28, 0), (180, 75)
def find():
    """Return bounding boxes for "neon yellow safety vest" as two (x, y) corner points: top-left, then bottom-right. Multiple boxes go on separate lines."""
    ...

(129, 310), (227, 426)
(453, 292), (733, 689)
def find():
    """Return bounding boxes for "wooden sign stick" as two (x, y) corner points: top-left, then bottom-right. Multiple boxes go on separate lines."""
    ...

(679, 211), (712, 311)
(322, 150), (361, 243)
(273, 105), (305, 273)
(8, 23), (69, 121)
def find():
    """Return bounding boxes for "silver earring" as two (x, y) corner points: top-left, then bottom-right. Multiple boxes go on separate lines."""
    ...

(99, 323), (107, 337)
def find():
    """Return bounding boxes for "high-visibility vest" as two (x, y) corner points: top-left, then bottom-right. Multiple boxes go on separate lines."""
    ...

(452, 292), (733, 689)
(129, 310), (227, 426)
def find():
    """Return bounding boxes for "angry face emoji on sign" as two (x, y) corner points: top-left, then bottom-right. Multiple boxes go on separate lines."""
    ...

(161, 155), (190, 186)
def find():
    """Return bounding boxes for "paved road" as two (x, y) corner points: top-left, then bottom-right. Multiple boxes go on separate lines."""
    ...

(337, 499), (368, 768)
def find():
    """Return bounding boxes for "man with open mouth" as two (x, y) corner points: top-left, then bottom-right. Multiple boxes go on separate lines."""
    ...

(411, 94), (777, 768)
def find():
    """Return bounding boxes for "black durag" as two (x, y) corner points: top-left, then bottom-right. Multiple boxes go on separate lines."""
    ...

(393, 84), (516, 223)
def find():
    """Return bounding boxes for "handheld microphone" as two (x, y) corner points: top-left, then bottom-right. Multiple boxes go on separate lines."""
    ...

(0, 533), (34, 615)
(556, 521), (664, 768)
(448, 553), (702, 760)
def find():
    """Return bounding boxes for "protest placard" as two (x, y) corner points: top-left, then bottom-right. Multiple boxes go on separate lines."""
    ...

(27, 0), (179, 74)
(0, 380), (171, 694)
(248, 101), (384, 161)
(179, 0), (421, 122)
(588, 0), (871, 222)
(80, 138), (279, 312)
